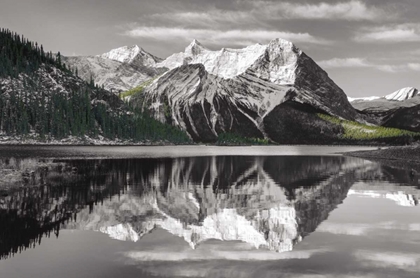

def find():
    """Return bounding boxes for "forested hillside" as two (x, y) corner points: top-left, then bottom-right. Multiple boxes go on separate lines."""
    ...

(0, 29), (190, 144)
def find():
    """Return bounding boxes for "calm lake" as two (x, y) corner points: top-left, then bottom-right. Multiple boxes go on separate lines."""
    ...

(1, 146), (420, 278)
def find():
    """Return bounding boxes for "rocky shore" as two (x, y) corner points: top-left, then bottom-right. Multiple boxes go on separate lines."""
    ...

(346, 144), (420, 173)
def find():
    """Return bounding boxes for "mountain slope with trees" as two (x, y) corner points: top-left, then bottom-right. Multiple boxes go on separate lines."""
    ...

(0, 28), (190, 144)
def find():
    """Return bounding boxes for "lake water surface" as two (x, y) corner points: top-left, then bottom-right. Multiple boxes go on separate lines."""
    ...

(0, 146), (419, 278)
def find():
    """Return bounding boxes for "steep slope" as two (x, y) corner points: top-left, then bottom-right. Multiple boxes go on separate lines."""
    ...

(133, 39), (363, 143)
(0, 29), (190, 143)
(382, 105), (420, 132)
(63, 45), (166, 93)
(386, 87), (419, 101)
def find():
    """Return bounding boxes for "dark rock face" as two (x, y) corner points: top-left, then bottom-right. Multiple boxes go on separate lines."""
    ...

(293, 53), (360, 121)
(349, 88), (420, 131)
(383, 104), (420, 132)
(263, 101), (344, 144)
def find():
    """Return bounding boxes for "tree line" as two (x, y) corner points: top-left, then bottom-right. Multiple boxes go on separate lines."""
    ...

(0, 28), (191, 143)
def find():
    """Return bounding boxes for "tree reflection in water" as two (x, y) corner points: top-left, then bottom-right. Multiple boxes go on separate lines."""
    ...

(1, 156), (418, 260)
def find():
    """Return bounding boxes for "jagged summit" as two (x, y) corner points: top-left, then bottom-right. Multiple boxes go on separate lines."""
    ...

(99, 45), (161, 67)
(184, 39), (208, 56)
(157, 38), (304, 80)
(349, 87), (418, 103)
(136, 37), (361, 143)
(64, 44), (165, 92)
(100, 45), (142, 63)
(386, 87), (418, 101)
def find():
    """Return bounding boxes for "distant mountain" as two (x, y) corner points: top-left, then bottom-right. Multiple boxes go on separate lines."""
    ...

(348, 87), (420, 132)
(386, 87), (419, 101)
(349, 87), (420, 111)
(62, 45), (166, 93)
(132, 39), (363, 143)
(100, 45), (160, 66)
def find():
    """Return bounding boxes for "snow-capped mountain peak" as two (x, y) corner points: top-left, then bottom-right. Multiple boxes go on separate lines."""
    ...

(385, 87), (418, 101)
(348, 87), (419, 103)
(185, 39), (208, 56)
(156, 37), (306, 82)
(98, 45), (162, 68)
(348, 96), (381, 102)
(99, 45), (143, 63)
(157, 39), (280, 79)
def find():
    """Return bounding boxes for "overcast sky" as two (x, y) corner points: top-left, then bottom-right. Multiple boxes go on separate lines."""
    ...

(1, 0), (420, 97)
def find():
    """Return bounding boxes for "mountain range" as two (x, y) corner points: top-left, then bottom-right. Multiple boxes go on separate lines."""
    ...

(63, 38), (420, 143)
(62, 45), (166, 93)
(1, 28), (419, 144)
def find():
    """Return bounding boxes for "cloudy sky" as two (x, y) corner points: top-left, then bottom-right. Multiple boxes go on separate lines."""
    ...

(1, 0), (420, 97)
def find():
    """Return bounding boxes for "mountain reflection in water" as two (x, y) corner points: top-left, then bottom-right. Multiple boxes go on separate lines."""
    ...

(1, 155), (419, 260)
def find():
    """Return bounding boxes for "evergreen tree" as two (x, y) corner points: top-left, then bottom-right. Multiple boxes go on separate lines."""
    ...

(0, 28), (191, 144)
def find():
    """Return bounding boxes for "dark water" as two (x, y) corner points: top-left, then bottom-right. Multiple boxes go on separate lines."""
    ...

(0, 147), (420, 278)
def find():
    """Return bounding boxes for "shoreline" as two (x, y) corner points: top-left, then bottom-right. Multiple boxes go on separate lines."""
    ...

(345, 145), (420, 163)
(344, 145), (420, 173)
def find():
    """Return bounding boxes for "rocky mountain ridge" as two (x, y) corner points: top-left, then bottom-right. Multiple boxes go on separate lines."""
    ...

(131, 38), (363, 143)
(62, 45), (166, 92)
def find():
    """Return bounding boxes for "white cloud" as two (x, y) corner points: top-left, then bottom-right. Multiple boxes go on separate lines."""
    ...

(377, 63), (420, 73)
(147, 10), (262, 29)
(318, 58), (370, 69)
(318, 57), (420, 73)
(356, 24), (420, 42)
(317, 221), (420, 236)
(147, 1), (385, 29)
(408, 63), (420, 71)
(124, 27), (329, 46)
(317, 223), (370, 235)
(276, 1), (384, 21)
(123, 249), (327, 262)
(376, 65), (406, 73)
(286, 275), (377, 278)
(248, 0), (386, 21)
(355, 250), (420, 270)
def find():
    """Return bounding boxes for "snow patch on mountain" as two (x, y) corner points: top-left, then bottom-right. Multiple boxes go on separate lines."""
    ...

(348, 96), (381, 102)
(100, 223), (140, 242)
(99, 45), (161, 68)
(385, 87), (418, 101)
(100, 45), (142, 63)
(157, 39), (269, 79)
(151, 201), (298, 252)
(348, 87), (418, 103)
(348, 190), (418, 207)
